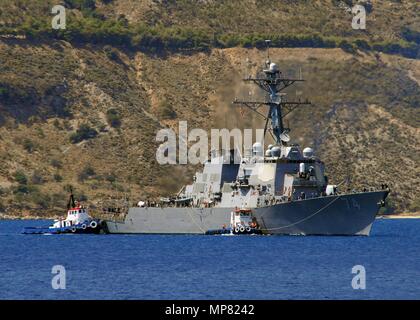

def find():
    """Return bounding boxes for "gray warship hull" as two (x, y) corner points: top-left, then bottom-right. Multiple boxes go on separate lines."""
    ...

(105, 190), (388, 236)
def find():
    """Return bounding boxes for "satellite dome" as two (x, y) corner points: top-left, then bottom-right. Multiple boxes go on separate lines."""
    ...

(271, 146), (281, 157)
(265, 149), (272, 157)
(303, 147), (314, 158)
(269, 63), (279, 72)
(268, 144), (274, 150)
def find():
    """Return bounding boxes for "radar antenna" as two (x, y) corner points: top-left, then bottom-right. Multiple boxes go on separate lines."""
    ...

(233, 40), (311, 145)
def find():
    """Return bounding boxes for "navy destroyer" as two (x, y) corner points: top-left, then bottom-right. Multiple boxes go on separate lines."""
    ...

(105, 42), (389, 236)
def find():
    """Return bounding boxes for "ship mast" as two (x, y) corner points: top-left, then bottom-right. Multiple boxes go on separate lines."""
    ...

(233, 40), (311, 145)
(67, 186), (76, 210)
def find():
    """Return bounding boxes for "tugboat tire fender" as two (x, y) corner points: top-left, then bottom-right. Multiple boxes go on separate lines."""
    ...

(81, 224), (87, 230)
(246, 227), (251, 232)
(71, 227), (77, 233)
(239, 226), (245, 233)
(234, 227), (240, 233)
(90, 221), (98, 229)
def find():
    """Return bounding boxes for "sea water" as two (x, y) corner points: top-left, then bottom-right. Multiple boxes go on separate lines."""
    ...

(0, 219), (419, 299)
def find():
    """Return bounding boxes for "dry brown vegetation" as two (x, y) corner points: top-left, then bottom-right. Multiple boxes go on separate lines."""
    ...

(0, 0), (419, 216)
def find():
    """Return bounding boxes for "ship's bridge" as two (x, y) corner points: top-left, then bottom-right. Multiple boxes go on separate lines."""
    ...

(217, 143), (327, 207)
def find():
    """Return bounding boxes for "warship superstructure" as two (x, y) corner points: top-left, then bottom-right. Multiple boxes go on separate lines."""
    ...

(105, 42), (389, 236)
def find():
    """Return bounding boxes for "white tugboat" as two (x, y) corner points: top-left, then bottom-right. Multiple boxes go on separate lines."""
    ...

(23, 189), (102, 234)
(206, 208), (262, 235)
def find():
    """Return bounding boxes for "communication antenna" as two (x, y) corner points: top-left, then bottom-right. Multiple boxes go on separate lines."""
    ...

(265, 39), (271, 64)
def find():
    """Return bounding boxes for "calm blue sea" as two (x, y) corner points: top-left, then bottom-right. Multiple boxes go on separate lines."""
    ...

(0, 219), (419, 300)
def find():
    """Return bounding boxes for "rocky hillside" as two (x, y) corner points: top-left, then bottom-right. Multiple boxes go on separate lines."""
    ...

(1, 1), (419, 57)
(0, 1), (419, 216)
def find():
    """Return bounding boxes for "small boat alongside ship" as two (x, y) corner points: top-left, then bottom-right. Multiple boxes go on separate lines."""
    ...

(23, 190), (103, 235)
(206, 208), (262, 235)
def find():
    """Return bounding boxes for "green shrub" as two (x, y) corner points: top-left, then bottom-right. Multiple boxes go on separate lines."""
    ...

(14, 170), (28, 185)
(401, 27), (420, 44)
(339, 40), (355, 53)
(14, 184), (29, 194)
(106, 108), (121, 128)
(77, 193), (88, 202)
(408, 198), (420, 213)
(53, 174), (63, 182)
(30, 191), (51, 209)
(70, 124), (98, 143)
(78, 165), (96, 181)
(30, 171), (45, 184)
(13, 184), (38, 195)
(50, 159), (63, 169)
(22, 138), (35, 153)
(65, 0), (96, 11)
(354, 39), (371, 50)
(103, 45), (120, 62)
(36, 128), (45, 138)
(51, 193), (68, 208)
(156, 99), (176, 120)
(63, 120), (73, 131)
(378, 198), (397, 215)
(0, 86), (9, 99)
(53, 119), (62, 129)
(105, 173), (116, 183)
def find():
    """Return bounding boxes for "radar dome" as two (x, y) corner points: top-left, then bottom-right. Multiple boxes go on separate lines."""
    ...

(267, 144), (274, 150)
(265, 149), (272, 157)
(252, 142), (263, 156)
(271, 146), (281, 157)
(303, 147), (314, 158)
(269, 63), (279, 72)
